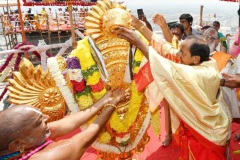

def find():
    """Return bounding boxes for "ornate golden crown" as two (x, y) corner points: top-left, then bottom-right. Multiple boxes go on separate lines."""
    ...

(102, 3), (132, 37)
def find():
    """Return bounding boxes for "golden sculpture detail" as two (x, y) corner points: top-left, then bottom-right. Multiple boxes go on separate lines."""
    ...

(102, 3), (131, 37)
(83, 0), (150, 159)
(85, 0), (132, 120)
(7, 58), (67, 122)
(56, 54), (67, 72)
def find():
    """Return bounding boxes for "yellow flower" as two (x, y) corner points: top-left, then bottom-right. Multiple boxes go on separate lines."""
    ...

(133, 67), (140, 74)
(77, 37), (90, 50)
(76, 94), (93, 110)
(71, 37), (96, 70)
(91, 88), (107, 101)
(86, 115), (97, 125)
(98, 131), (111, 143)
(109, 82), (143, 133)
(87, 72), (101, 85)
(69, 49), (77, 57)
(151, 108), (161, 136)
(134, 49), (144, 61)
(138, 31), (149, 45)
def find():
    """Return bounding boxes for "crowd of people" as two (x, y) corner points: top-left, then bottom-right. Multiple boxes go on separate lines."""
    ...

(1, 5), (240, 160)
(1, 6), (89, 31)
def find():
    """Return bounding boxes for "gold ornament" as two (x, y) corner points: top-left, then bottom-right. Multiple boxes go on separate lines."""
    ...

(85, 0), (132, 120)
(102, 4), (131, 37)
(56, 54), (67, 72)
(7, 58), (66, 122)
(81, 0), (150, 159)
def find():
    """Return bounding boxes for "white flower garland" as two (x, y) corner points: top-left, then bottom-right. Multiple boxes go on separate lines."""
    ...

(0, 53), (17, 83)
(47, 57), (79, 113)
(81, 108), (151, 154)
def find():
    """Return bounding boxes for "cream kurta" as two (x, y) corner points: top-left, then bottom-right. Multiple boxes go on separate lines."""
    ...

(148, 46), (230, 146)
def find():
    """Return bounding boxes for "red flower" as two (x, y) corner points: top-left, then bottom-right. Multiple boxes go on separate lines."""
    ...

(71, 80), (86, 93)
(116, 132), (129, 138)
(89, 79), (105, 92)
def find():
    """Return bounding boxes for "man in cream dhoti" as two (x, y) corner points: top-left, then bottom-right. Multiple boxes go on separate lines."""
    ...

(114, 26), (230, 160)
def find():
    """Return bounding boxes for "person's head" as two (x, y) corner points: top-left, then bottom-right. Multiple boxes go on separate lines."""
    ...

(42, 7), (46, 11)
(0, 106), (50, 152)
(201, 25), (211, 34)
(177, 35), (210, 65)
(203, 27), (219, 52)
(179, 13), (193, 30)
(169, 23), (184, 40)
(213, 21), (220, 31)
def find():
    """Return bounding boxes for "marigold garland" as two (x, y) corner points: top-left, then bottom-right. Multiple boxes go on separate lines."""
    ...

(70, 35), (148, 149)
(81, 65), (99, 80)
(107, 37), (145, 133)
(133, 48), (143, 74)
(91, 88), (107, 101)
(151, 107), (161, 136)
(76, 94), (93, 110)
(98, 132), (111, 144)
(90, 79), (105, 92)
(134, 51), (144, 62)
(133, 67), (140, 74)
(109, 81), (143, 133)
(69, 36), (106, 110)
(86, 71), (101, 85)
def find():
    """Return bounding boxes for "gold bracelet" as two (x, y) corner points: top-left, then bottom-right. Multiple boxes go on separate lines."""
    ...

(139, 25), (145, 32)
(105, 103), (117, 110)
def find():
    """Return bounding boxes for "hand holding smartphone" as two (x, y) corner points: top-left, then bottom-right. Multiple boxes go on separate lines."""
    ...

(137, 9), (144, 19)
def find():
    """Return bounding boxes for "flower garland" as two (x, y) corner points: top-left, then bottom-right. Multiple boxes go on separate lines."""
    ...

(66, 57), (90, 110)
(0, 53), (17, 83)
(71, 36), (151, 152)
(47, 57), (79, 113)
(151, 107), (161, 136)
(109, 81), (143, 133)
(69, 37), (106, 108)
(106, 44), (145, 133)
(90, 110), (151, 154)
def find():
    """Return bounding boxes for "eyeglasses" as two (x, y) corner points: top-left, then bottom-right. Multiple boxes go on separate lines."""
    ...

(204, 36), (216, 40)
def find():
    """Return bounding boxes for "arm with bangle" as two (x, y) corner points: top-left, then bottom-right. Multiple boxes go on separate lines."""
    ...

(43, 90), (130, 160)
(132, 15), (153, 42)
(49, 90), (128, 139)
(74, 90), (129, 149)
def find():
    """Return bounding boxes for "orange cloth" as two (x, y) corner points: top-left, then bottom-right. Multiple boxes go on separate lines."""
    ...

(212, 51), (231, 71)
(175, 122), (227, 160)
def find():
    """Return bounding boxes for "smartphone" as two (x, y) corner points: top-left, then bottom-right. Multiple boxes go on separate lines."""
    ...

(137, 9), (144, 19)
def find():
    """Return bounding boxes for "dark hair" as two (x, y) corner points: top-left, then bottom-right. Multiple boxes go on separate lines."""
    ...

(213, 21), (220, 26)
(201, 25), (210, 30)
(179, 14), (193, 23)
(186, 35), (210, 62)
(170, 23), (184, 34)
